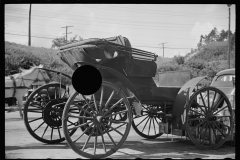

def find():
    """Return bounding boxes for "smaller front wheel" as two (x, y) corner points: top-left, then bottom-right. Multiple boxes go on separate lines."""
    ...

(62, 81), (132, 159)
(23, 83), (77, 144)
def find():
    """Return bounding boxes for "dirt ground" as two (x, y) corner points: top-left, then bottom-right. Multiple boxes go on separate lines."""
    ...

(5, 111), (235, 159)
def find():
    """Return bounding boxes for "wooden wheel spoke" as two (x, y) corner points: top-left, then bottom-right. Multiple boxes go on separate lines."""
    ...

(200, 92), (208, 112)
(105, 123), (124, 136)
(33, 121), (45, 132)
(67, 119), (75, 125)
(103, 98), (123, 117)
(42, 125), (49, 138)
(108, 123), (127, 133)
(215, 121), (230, 130)
(212, 121), (226, 138)
(28, 117), (42, 123)
(99, 86), (104, 113)
(210, 91), (217, 112)
(212, 97), (224, 112)
(188, 117), (205, 121)
(152, 117), (157, 135)
(136, 115), (148, 127)
(148, 118), (152, 136)
(94, 126), (98, 155)
(100, 123), (116, 146)
(73, 123), (94, 143)
(51, 127), (53, 140)
(82, 125), (95, 151)
(27, 108), (43, 113)
(189, 109), (205, 117)
(200, 122), (209, 143)
(213, 106), (229, 116)
(68, 121), (91, 131)
(199, 121), (208, 136)
(153, 117), (161, 124)
(141, 117), (150, 133)
(98, 124), (107, 153)
(109, 119), (128, 124)
(74, 103), (93, 116)
(82, 95), (96, 112)
(104, 109), (128, 118)
(132, 114), (148, 119)
(92, 94), (99, 113)
(67, 114), (93, 120)
(190, 119), (207, 131)
(210, 123), (218, 142)
(57, 126), (61, 139)
(208, 122), (212, 145)
(102, 91), (115, 111)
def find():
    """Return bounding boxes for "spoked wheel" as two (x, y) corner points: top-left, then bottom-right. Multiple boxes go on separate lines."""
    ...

(24, 83), (78, 144)
(62, 81), (132, 159)
(186, 86), (233, 149)
(132, 104), (163, 139)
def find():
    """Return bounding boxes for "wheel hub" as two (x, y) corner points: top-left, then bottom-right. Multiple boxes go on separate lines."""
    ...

(208, 115), (217, 121)
(43, 100), (64, 127)
(96, 116), (102, 122)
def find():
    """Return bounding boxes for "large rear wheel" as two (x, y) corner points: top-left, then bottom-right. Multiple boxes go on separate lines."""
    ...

(186, 86), (233, 149)
(62, 81), (132, 159)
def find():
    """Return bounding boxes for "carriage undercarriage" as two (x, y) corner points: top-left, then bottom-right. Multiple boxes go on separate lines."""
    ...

(23, 35), (234, 158)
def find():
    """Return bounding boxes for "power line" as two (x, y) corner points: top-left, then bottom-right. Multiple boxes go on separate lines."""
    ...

(6, 5), (231, 16)
(6, 9), (233, 27)
(6, 14), (227, 33)
(6, 5), (231, 19)
(5, 33), (194, 50)
(5, 33), (55, 39)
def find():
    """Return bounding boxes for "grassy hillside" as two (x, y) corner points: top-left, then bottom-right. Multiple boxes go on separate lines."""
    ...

(156, 41), (235, 86)
(5, 41), (73, 84)
(5, 40), (235, 86)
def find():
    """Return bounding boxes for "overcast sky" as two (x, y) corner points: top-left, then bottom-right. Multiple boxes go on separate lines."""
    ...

(5, 4), (236, 58)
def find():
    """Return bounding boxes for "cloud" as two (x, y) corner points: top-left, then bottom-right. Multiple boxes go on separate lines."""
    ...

(190, 22), (214, 45)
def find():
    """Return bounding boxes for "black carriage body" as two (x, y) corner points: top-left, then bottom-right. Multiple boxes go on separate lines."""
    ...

(58, 35), (173, 103)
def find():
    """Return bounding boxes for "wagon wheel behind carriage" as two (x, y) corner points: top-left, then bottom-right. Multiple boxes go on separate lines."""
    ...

(132, 104), (171, 139)
(24, 83), (80, 144)
(186, 86), (233, 149)
(62, 81), (132, 159)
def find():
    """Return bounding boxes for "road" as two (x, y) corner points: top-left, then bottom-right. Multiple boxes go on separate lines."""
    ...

(5, 111), (235, 159)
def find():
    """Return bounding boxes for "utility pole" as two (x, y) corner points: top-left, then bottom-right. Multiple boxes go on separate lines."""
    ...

(227, 4), (232, 69)
(28, 4), (31, 46)
(61, 25), (73, 41)
(159, 42), (167, 57)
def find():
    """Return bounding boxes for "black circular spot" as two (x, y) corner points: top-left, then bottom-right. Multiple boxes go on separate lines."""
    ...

(72, 65), (102, 95)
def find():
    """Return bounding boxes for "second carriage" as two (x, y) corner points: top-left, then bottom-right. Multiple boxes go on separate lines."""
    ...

(23, 35), (235, 158)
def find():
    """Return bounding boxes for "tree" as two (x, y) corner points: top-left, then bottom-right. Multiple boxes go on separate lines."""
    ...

(51, 35), (80, 49)
(207, 27), (219, 43)
(218, 30), (227, 41)
(173, 55), (185, 65)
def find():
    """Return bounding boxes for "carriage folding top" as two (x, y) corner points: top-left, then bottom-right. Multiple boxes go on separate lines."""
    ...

(58, 35), (157, 77)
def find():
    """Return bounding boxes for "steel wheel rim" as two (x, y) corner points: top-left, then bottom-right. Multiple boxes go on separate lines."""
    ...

(186, 87), (233, 149)
(62, 81), (132, 159)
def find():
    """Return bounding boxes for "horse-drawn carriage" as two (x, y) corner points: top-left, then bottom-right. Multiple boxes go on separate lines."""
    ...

(23, 35), (234, 158)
